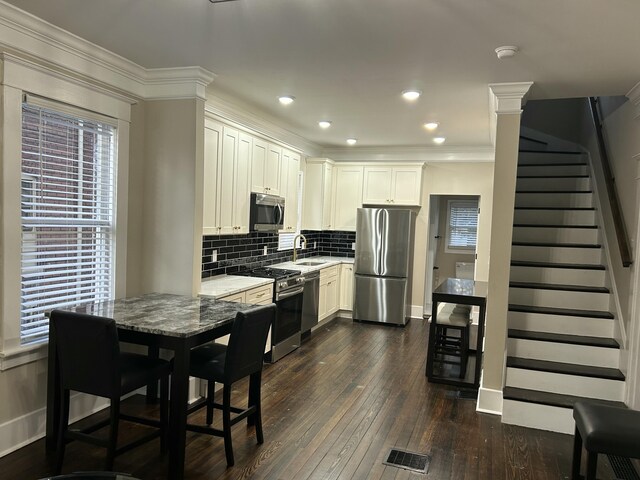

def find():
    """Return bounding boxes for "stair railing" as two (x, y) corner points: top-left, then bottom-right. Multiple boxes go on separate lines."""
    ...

(588, 97), (633, 267)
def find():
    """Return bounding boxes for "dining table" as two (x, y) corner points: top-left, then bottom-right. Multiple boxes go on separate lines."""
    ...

(45, 292), (258, 480)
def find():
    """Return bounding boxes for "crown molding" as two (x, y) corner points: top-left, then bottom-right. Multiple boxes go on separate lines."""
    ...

(627, 81), (640, 119)
(204, 91), (323, 156)
(0, 1), (215, 100)
(321, 145), (495, 163)
(489, 82), (534, 114)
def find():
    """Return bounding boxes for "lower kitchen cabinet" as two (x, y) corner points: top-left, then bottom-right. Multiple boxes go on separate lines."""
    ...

(319, 266), (339, 321)
(339, 263), (354, 311)
(218, 284), (273, 351)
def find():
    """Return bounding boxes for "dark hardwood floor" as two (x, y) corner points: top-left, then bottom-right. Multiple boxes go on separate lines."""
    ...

(0, 317), (618, 479)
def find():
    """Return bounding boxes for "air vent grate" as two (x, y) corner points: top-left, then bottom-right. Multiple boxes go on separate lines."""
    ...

(607, 454), (640, 480)
(383, 448), (430, 474)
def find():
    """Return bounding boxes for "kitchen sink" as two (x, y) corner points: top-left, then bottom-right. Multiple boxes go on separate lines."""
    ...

(296, 261), (327, 266)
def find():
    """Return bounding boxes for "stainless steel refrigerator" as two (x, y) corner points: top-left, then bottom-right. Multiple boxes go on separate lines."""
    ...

(353, 208), (416, 326)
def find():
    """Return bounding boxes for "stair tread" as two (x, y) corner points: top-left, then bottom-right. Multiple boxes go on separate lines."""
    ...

(514, 207), (595, 211)
(506, 356), (625, 380)
(503, 387), (626, 410)
(512, 241), (601, 248)
(508, 329), (619, 348)
(509, 281), (609, 293)
(513, 224), (597, 228)
(519, 150), (584, 155)
(516, 190), (592, 194)
(518, 162), (588, 167)
(517, 175), (589, 179)
(509, 304), (614, 319)
(511, 260), (606, 270)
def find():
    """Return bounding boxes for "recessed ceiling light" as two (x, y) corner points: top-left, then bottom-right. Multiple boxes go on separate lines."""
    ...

(319, 121), (332, 129)
(433, 137), (446, 144)
(402, 90), (422, 101)
(278, 95), (295, 105)
(495, 46), (519, 59)
(424, 122), (439, 131)
(346, 138), (357, 145)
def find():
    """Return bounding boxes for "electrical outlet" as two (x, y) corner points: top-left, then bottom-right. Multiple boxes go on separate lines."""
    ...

(263, 246), (268, 255)
(351, 242), (356, 250)
(314, 241), (317, 249)
(212, 250), (218, 262)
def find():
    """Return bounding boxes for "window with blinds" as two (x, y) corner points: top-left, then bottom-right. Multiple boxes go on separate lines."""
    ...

(446, 199), (478, 252)
(20, 102), (116, 345)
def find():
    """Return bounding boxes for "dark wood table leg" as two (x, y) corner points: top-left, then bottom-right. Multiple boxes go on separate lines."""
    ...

(45, 327), (60, 452)
(473, 302), (487, 388)
(426, 299), (438, 380)
(168, 343), (190, 480)
(247, 372), (261, 427)
(147, 345), (160, 404)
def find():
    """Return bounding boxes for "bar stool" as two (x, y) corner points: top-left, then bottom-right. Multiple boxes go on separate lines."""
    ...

(433, 303), (471, 379)
(572, 401), (640, 480)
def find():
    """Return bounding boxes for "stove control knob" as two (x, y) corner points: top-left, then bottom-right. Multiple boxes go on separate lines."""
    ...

(278, 281), (287, 289)
(296, 277), (305, 284)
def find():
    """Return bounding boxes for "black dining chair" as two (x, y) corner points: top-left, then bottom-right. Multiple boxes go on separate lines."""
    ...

(50, 310), (171, 474)
(186, 304), (276, 467)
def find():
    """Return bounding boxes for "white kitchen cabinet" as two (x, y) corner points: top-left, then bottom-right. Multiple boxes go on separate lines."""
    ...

(331, 166), (363, 231)
(251, 138), (281, 195)
(362, 164), (423, 206)
(203, 121), (250, 235)
(319, 265), (339, 320)
(279, 149), (301, 232)
(339, 263), (354, 311)
(303, 158), (334, 230)
(218, 284), (273, 350)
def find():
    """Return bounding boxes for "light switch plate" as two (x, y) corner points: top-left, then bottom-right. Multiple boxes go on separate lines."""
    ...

(212, 250), (218, 262)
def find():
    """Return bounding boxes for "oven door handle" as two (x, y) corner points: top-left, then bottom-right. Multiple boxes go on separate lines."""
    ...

(276, 287), (304, 300)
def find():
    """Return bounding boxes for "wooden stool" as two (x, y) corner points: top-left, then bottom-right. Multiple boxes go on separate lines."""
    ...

(433, 303), (471, 379)
(572, 401), (640, 480)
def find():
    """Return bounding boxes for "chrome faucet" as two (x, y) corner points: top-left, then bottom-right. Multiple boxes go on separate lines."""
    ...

(292, 233), (307, 263)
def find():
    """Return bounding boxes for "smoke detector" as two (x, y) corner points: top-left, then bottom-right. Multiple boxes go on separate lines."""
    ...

(495, 46), (519, 59)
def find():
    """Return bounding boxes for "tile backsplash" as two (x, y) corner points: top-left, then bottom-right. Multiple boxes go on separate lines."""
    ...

(202, 229), (356, 278)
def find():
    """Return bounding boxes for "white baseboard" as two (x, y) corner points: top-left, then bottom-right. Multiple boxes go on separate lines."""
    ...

(410, 304), (424, 319)
(476, 385), (503, 415)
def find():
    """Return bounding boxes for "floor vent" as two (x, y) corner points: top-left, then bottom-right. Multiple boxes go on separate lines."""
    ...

(607, 454), (640, 480)
(445, 390), (478, 400)
(383, 448), (430, 474)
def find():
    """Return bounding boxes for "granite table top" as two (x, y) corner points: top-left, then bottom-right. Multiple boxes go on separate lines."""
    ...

(55, 292), (254, 338)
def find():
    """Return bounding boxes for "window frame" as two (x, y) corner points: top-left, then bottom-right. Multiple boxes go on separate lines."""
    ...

(445, 198), (479, 254)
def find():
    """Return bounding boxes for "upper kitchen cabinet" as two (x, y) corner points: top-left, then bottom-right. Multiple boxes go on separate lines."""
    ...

(279, 149), (301, 231)
(202, 119), (251, 235)
(362, 164), (424, 206)
(303, 158), (334, 230)
(251, 139), (281, 195)
(331, 165), (363, 231)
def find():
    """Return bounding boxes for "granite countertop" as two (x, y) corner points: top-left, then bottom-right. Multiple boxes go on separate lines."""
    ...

(56, 293), (254, 338)
(200, 275), (274, 299)
(271, 256), (354, 274)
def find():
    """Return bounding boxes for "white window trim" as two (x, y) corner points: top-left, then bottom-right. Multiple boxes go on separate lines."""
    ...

(444, 198), (478, 255)
(0, 59), (132, 370)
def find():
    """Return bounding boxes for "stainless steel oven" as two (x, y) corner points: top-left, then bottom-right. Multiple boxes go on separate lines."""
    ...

(250, 193), (285, 232)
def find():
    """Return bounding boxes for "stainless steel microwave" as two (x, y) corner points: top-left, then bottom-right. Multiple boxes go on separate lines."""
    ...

(250, 193), (285, 232)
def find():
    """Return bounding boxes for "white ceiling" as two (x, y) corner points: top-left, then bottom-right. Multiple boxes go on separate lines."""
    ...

(6, 0), (640, 148)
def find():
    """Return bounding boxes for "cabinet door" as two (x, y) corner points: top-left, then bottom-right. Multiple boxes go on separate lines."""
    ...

(363, 166), (392, 204)
(265, 144), (281, 195)
(218, 126), (238, 235)
(234, 132), (251, 233)
(251, 137), (268, 193)
(321, 163), (334, 229)
(326, 275), (339, 315)
(333, 166), (363, 231)
(340, 264), (354, 310)
(279, 149), (291, 230)
(286, 152), (300, 231)
(203, 120), (222, 234)
(391, 166), (422, 205)
(319, 277), (329, 320)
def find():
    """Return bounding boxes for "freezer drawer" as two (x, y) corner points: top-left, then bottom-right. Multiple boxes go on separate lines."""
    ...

(353, 275), (408, 325)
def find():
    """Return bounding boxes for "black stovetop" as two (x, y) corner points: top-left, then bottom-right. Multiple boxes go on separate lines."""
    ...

(235, 267), (302, 280)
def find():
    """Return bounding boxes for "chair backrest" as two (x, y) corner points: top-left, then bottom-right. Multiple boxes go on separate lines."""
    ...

(224, 304), (276, 383)
(50, 310), (121, 398)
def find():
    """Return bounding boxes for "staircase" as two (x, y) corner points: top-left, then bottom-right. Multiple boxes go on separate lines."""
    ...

(501, 147), (626, 434)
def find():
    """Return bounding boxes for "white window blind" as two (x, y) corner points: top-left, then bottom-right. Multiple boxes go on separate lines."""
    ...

(278, 171), (304, 250)
(446, 199), (478, 251)
(20, 102), (116, 345)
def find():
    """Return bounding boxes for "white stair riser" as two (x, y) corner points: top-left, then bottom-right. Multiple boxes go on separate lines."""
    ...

(512, 227), (599, 244)
(505, 367), (624, 401)
(518, 164), (588, 176)
(518, 152), (586, 164)
(502, 400), (575, 434)
(516, 177), (590, 191)
(511, 245), (602, 265)
(515, 192), (592, 208)
(507, 338), (619, 368)
(509, 266), (605, 286)
(508, 287), (609, 311)
(508, 311), (614, 337)
(513, 209), (595, 225)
